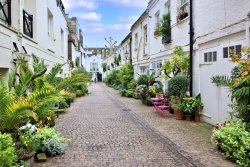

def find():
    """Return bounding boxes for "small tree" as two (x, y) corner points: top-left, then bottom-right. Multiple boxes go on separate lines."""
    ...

(160, 46), (189, 79)
(101, 63), (107, 72)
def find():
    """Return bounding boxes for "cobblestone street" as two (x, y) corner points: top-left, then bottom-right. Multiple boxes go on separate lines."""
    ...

(35, 84), (202, 167)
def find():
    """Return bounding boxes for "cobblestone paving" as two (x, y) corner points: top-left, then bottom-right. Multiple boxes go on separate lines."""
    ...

(35, 84), (202, 167)
(105, 84), (238, 167)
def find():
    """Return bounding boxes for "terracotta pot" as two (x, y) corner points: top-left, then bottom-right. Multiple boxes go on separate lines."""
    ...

(195, 115), (201, 122)
(174, 108), (184, 120)
(185, 114), (192, 121)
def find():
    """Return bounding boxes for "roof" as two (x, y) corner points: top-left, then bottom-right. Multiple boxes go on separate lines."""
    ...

(121, 32), (132, 45)
(130, 10), (148, 31)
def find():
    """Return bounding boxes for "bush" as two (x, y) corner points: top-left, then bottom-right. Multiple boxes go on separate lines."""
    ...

(211, 120), (250, 166)
(0, 133), (17, 167)
(19, 127), (68, 157)
(168, 75), (189, 97)
(125, 89), (135, 98)
(118, 64), (134, 89)
(106, 70), (120, 86)
(128, 79), (137, 89)
(137, 75), (148, 86)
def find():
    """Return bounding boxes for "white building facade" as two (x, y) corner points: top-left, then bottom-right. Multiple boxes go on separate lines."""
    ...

(131, 11), (150, 79)
(0, 0), (71, 79)
(131, 0), (250, 125)
(192, 0), (250, 124)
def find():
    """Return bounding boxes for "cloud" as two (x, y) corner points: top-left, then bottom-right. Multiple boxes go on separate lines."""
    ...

(105, 0), (148, 8)
(73, 12), (102, 22)
(108, 24), (132, 31)
(62, 0), (98, 11)
(118, 16), (139, 23)
(82, 23), (105, 33)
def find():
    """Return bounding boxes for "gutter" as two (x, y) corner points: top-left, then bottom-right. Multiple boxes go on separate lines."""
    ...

(189, 0), (194, 97)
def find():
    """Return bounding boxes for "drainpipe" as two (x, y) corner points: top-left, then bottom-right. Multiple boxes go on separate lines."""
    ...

(189, 0), (194, 97)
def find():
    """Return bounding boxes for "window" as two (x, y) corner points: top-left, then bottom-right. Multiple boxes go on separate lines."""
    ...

(177, 0), (189, 22)
(155, 10), (160, 23)
(90, 62), (98, 72)
(204, 51), (217, 62)
(143, 25), (147, 55)
(0, 0), (11, 25)
(143, 25), (147, 45)
(135, 33), (138, 50)
(48, 9), (53, 37)
(151, 61), (162, 71)
(23, 10), (33, 38)
(165, 0), (170, 13)
(61, 28), (64, 54)
(223, 45), (242, 58)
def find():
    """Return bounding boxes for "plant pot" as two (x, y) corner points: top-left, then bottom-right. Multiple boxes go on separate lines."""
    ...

(195, 115), (201, 122)
(185, 114), (192, 121)
(174, 108), (184, 120)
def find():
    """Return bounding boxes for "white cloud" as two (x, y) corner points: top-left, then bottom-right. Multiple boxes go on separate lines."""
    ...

(62, 0), (98, 11)
(105, 0), (148, 8)
(73, 12), (102, 22)
(118, 16), (139, 23)
(82, 23), (105, 33)
(108, 24), (132, 31)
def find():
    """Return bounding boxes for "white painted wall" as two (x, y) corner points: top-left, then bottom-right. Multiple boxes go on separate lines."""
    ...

(131, 11), (150, 79)
(192, 0), (250, 124)
(0, 0), (70, 78)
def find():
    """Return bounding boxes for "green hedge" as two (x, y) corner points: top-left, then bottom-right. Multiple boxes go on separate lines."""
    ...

(212, 120), (250, 166)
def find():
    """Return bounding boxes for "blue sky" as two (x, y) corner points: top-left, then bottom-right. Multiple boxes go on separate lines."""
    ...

(62, 0), (148, 47)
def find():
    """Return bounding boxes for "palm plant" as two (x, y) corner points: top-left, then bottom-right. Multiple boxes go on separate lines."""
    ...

(0, 80), (34, 132)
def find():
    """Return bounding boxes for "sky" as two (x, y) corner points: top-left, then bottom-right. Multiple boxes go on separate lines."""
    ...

(62, 0), (149, 47)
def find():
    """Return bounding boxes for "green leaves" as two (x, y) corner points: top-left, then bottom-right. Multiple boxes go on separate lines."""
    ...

(168, 75), (189, 97)
(211, 75), (232, 87)
(212, 120), (250, 166)
(0, 133), (17, 167)
(160, 46), (190, 79)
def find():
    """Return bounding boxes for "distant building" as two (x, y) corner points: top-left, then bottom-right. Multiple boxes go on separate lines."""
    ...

(83, 48), (106, 81)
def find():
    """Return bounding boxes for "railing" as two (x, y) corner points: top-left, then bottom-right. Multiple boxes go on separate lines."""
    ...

(56, 0), (65, 14)
(0, 0), (11, 25)
(23, 10), (33, 38)
(162, 34), (171, 45)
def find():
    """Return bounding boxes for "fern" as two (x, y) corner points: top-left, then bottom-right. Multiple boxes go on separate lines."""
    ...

(45, 63), (64, 85)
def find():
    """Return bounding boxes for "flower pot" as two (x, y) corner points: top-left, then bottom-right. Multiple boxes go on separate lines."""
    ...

(195, 115), (201, 122)
(174, 108), (184, 120)
(185, 114), (192, 121)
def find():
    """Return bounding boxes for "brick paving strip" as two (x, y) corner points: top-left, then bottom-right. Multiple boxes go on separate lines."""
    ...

(104, 84), (238, 167)
(35, 83), (232, 167)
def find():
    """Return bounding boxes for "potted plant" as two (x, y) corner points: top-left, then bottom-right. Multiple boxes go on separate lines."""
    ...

(193, 95), (203, 122)
(170, 97), (184, 120)
(168, 75), (189, 120)
(181, 97), (194, 121)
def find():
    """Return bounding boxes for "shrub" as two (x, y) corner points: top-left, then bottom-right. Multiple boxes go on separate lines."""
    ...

(125, 89), (135, 98)
(117, 64), (134, 89)
(106, 70), (120, 86)
(211, 120), (250, 166)
(168, 75), (189, 97)
(0, 133), (17, 167)
(19, 127), (68, 156)
(128, 79), (137, 89)
(137, 75), (148, 86)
